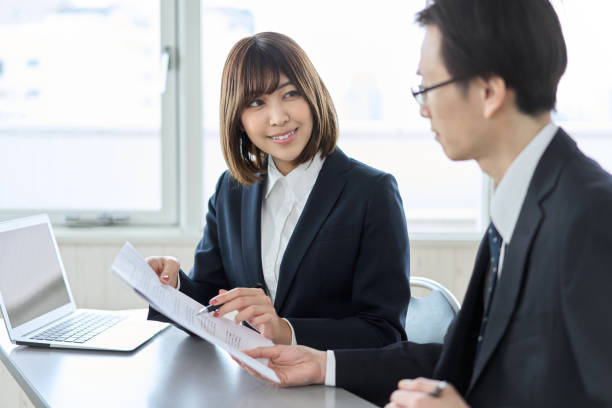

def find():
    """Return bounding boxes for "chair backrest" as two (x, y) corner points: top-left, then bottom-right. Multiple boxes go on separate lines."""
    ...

(405, 277), (461, 344)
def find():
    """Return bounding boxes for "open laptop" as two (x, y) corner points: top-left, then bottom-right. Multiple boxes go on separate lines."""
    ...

(0, 214), (168, 351)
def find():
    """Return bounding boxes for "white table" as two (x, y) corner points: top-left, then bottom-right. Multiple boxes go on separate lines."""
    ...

(0, 324), (376, 408)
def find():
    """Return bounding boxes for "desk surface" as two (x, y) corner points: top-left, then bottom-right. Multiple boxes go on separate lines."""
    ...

(1, 323), (376, 408)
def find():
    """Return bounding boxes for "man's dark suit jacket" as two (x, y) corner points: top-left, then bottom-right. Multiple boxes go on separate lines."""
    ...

(335, 129), (612, 407)
(150, 148), (411, 350)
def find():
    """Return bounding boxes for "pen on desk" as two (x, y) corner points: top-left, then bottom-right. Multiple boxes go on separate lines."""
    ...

(195, 283), (267, 316)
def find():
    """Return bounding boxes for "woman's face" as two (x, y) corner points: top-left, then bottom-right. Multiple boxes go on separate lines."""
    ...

(239, 73), (314, 175)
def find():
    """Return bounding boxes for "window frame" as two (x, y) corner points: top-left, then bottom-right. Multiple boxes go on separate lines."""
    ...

(0, 0), (198, 229)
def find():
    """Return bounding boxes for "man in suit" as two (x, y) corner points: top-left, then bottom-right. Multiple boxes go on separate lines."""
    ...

(241, 0), (612, 406)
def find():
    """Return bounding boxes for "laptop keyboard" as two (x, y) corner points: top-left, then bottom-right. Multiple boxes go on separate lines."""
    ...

(30, 312), (125, 344)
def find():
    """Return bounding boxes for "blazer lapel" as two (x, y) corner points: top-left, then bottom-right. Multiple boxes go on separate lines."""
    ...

(434, 235), (490, 394)
(273, 149), (351, 311)
(241, 180), (266, 288)
(467, 198), (543, 391)
(468, 128), (577, 392)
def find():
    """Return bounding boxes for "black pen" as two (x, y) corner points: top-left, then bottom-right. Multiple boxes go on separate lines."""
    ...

(194, 283), (267, 316)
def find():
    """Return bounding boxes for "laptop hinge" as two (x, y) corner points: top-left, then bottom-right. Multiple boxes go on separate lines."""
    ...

(16, 341), (50, 347)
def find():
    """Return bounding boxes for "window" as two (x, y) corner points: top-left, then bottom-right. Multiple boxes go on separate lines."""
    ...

(552, 0), (612, 173)
(201, 0), (612, 236)
(3, 1), (610, 234)
(0, 0), (178, 226)
(201, 1), (484, 235)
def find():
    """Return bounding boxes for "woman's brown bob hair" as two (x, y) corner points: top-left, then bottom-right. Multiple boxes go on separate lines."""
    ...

(220, 32), (338, 185)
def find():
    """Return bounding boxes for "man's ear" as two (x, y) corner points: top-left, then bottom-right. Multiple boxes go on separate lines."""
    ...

(480, 75), (507, 119)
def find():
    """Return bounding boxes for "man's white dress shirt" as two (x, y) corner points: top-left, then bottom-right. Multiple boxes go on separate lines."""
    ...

(489, 121), (557, 277)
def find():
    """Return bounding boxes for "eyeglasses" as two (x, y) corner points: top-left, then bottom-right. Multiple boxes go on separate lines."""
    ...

(411, 76), (470, 106)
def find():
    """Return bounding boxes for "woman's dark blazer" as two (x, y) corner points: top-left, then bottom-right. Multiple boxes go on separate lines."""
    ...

(150, 148), (411, 350)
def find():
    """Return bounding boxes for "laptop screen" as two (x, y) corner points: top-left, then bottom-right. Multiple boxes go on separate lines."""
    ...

(0, 222), (71, 328)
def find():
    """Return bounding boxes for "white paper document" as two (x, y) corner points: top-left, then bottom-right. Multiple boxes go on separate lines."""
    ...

(110, 242), (280, 383)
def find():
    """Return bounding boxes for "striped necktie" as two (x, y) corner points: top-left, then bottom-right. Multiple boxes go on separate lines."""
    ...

(475, 222), (502, 356)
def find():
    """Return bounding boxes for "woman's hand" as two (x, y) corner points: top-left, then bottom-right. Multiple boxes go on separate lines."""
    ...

(210, 287), (292, 344)
(145, 256), (181, 288)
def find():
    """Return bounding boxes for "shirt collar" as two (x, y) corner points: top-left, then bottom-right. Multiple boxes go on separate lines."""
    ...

(265, 158), (283, 199)
(264, 153), (325, 201)
(490, 121), (558, 243)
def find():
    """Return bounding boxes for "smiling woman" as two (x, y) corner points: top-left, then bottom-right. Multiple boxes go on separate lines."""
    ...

(238, 74), (313, 175)
(219, 32), (336, 184)
(147, 32), (412, 351)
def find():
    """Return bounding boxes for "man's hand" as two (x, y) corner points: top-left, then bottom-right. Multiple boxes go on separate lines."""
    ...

(242, 345), (327, 386)
(210, 288), (292, 344)
(385, 378), (470, 408)
(146, 256), (180, 288)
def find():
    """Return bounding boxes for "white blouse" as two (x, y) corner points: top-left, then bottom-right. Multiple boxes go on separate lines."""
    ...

(260, 153), (325, 303)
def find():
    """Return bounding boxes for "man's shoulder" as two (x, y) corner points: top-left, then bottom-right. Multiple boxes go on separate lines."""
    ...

(538, 129), (611, 204)
(558, 147), (612, 201)
(543, 144), (612, 225)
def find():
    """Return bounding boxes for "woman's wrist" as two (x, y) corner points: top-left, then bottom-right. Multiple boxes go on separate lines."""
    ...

(277, 317), (293, 345)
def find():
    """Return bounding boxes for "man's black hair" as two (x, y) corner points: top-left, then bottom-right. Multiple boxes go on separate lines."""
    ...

(416, 0), (567, 115)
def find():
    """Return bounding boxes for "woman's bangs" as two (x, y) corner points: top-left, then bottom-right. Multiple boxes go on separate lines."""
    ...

(240, 46), (295, 103)
(242, 61), (280, 99)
